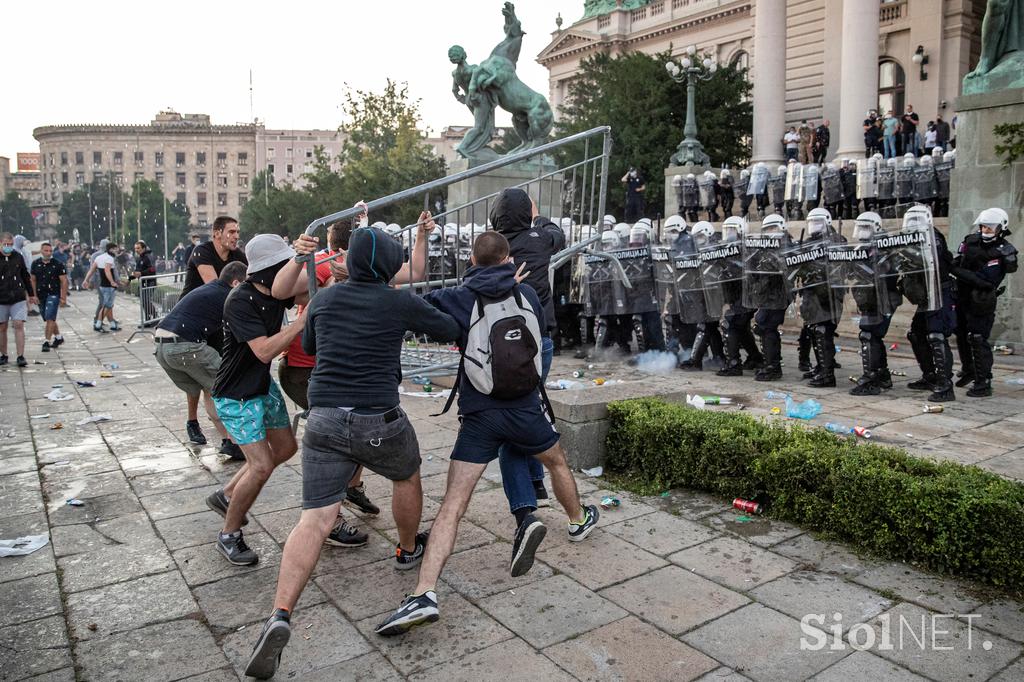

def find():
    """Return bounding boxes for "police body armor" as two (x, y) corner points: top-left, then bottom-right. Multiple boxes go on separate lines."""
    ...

(582, 253), (622, 317)
(700, 239), (743, 319)
(802, 164), (820, 203)
(784, 236), (839, 326)
(856, 159), (877, 200)
(876, 226), (941, 312)
(827, 240), (895, 326)
(822, 167), (843, 206)
(913, 165), (938, 202)
(652, 246), (679, 316)
(611, 246), (659, 315)
(784, 164), (804, 203)
(748, 165), (769, 197)
(742, 232), (791, 311)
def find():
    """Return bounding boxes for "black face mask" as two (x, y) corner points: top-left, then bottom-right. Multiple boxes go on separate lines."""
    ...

(248, 260), (288, 289)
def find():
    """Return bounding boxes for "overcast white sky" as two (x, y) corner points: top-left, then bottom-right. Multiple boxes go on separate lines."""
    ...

(2, 0), (584, 170)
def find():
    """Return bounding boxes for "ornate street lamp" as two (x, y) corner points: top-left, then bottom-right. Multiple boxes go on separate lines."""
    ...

(666, 45), (718, 166)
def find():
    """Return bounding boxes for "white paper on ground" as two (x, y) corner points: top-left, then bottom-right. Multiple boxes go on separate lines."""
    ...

(581, 466), (604, 477)
(44, 389), (74, 401)
(76, 414), (113, 426)
(0, 534), (50, 557)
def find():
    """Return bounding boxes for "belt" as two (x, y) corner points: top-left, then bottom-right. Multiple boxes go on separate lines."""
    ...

(154, 335), (196, 344)
(340, 406), (402, 423)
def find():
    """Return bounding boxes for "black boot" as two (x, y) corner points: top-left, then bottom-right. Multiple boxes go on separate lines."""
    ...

(966, 332), (993, 398)
(717, 321), (744, 376)
(955, 331), (975, 387)
(850, 331), (880, 395)
(875, 337), (893, 389)
(907, 329), (936, 390)
(740, 326), (764, 369)
(680, 330), (708, 371)
(808, 325), (836, 387)
(798, 326), (813, 373)
(755, 328), (783, 381)
(926, 332), (956, 402)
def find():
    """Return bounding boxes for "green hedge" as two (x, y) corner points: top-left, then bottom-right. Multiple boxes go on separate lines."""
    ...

(606, 398), (1024, 589)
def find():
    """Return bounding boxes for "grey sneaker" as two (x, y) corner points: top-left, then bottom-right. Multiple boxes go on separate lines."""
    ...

(395, 531), (429, 570)
(217, 529), (258, 566)
(510, 514), (547, 577)
(205, 489), (248, 526)
(344, 482), (380, 516)
(244, 609), (291, 679)
(324, 520), (368, 548)
(374, 591), (439, 636)
(568, 504), (600, 543)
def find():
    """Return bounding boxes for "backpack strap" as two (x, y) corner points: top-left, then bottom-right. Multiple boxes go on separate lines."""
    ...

(538, 381), (557, 427)
(432, 354), (464, 418)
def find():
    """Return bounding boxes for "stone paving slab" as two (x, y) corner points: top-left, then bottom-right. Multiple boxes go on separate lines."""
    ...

(65, 569), (199, 640)
(0, 614), (74, 681)
(668, 536), (801, 591)
(409, 637), (575, 682)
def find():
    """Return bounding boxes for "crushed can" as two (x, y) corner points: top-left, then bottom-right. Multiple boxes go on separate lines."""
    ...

(853, 426), (871, 439)
(572, 370), (586, 379)
(733, 498), (762, 514)
(922, 404), (944, 414)
(600, 496), (620, 510)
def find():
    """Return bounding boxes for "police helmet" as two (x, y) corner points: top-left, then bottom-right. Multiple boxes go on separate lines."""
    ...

(806, 207), (832, 235)
(974, 207), (1010, 241)
(629, 222), (652, 246)
(691, 221), (715, 245)
(740, 168), (750, 179)
(762, 213), (786, 232)
(722, 216), (747, 242)
(672, 174), (683, 187)
(902, 204), (934, 231)
(600, 230), (620, 250)
(853, 212), (883, 242)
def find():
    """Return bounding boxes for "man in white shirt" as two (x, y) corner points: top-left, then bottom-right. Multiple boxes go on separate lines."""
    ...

(783, 127), (800, 161)
(84, 242), (122, 332)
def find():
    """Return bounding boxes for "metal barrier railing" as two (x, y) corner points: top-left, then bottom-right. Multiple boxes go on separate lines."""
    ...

(301, 126), (614, 378)
(126, 273), (186, 342)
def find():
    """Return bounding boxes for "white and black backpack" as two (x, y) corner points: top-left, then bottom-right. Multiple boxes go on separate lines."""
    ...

(438, 288), (551, 417)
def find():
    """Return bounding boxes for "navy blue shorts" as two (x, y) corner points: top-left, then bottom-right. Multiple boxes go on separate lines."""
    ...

(451, 406), (560, 465)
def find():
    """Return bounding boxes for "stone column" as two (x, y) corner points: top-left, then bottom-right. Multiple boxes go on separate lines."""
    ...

(751, 0), (786, 166)
(835, 0), (879, 159)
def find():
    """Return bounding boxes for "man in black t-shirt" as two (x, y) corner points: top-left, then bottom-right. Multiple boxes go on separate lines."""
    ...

(209, 234), (305, 567)
(902, 105), (920, 157)
(30, 243), (67, 352)
(156, 261), (248, 457)
(181, 216), (247, 297)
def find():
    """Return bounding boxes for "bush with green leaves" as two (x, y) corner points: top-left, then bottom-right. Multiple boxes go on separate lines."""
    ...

(606, 398), (1024, 588)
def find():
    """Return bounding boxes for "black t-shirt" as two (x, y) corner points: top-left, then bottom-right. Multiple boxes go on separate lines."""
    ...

(212, 282), (293, 401)
(902, 112), (919, 136)
(158, 280), (232, 352)
(31, 258), (66, 297)
(181, 242), (247, 297)
(626, 174), (644, 197)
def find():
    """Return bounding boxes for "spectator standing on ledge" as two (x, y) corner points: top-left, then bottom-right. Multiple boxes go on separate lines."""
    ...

(935, 115), (951, 152)
(924, 122), (938, 157)
(813, 120), (830, 163)
(621, 167), (646, 223)
(30, 242), (68, 353)
(901, 104), (920, 156)
(798, 120), (814, 164)
(882, 110), (900, 158)
(181, 217), (247, 298)
(0, 232), (36, 367)
(863, 110), (882, 157)
(783, 126), (800, 161)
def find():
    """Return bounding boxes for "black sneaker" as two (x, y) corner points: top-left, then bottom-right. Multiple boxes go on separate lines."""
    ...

(344, 483), (380, 516)
(568, 504), (600, 543)
(244, 609), (291, 679)
(186, 419), (207, 445)
(374, 591), (439, 636)
(217, 529), (258, 566)
(510, 514), (547, 577)
(325, 520), (368, 548)
(908, 376), (935, 391)
(533, 481), (551, 509)
(205, 489), (249, 526)
(395, 531), (429, 570)
(0, 355), (7, 366)
(219, 439), (245, 461)
(16, 356), (27, 368)
(52, 336), (64, 348)
(41, 341), (51, 353)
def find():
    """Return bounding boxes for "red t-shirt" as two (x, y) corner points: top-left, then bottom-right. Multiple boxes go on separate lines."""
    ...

(284, 251), (339, 368)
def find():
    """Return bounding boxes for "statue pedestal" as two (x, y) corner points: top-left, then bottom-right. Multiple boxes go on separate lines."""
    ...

(950, 86), (1024, 345)
(447, 157), (564, 221)
(663, 164), (719, 219)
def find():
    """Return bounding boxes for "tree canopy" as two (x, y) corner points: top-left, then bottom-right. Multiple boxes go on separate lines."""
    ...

(555, 49), (752, 219)
(0, 191), (34, 235)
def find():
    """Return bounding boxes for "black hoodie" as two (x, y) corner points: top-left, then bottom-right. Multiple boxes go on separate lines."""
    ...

(303, 226), (460, 409)
(489, 188), (566, 333)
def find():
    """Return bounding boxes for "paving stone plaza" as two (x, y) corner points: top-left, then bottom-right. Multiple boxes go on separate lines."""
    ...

(3, 288), (1024, 681)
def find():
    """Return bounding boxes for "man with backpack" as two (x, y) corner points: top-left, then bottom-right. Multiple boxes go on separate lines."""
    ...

(373, 230), (599, 638)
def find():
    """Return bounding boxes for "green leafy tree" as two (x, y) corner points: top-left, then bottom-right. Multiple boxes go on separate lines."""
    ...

(555, 49), (752, 218)
(239, 170), (322, 239)
(338, 80), (447, 225)
(121, 180), (191, 256)
(0, 191), (34, 234)
(57, 180), (127, 245)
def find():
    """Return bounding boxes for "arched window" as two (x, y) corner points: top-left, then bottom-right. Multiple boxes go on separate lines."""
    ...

(878, 59), (905, 117)
(731, 50), (749, 75)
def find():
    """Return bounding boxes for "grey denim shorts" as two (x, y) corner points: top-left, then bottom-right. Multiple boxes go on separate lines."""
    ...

(301, 406), (420, 509)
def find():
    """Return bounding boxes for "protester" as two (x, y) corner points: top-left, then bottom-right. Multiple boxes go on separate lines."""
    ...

(882, 110), (900, 158)
(901, 104), (920, 156)
(372, 231), (598, 639)
(132, 240), (158, 324)
(242, 225), (460, 678)
(207, 234), (304, 566)
(924, 122), (938, 157)
(156, 260), (248, 459)
(783, 126), (800, 161)
(30, 243), (68, 352)
(181, 217), (246, 297)
(84, 241), (121, 332)
(0, 232), (35, 367)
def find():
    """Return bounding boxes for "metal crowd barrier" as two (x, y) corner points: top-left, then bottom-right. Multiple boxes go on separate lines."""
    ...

(126, 273), (187, 342)
(300, 126), (613, 378)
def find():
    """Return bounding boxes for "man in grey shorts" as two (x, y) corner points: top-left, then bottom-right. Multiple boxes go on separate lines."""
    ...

(0, 232), (36, 367)
(155, 260), (248, 459)
(243, 224), (459, 679)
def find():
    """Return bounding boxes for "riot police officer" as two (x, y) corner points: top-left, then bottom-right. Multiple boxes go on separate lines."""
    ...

(745, 213), (793, 381)
(679, 221), (725, 370)
(736, 168), (753, 219)
(719, 169), (735, 218)
(840, 158), (859, 220)
(953, 208), (1017, 397)
(682, 173), (700, 223)
(791, 207), (843, 387)
(714, 216), (764, 376)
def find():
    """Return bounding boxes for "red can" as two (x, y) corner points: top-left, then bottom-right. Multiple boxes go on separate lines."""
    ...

(733, 498), (762, 514)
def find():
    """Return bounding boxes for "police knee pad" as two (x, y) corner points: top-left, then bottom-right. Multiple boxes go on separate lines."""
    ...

(858, 330), (873, 345)
(752, 323), (766, 339)
(926, 331), (947, 344)
(967, 331), (987, 345)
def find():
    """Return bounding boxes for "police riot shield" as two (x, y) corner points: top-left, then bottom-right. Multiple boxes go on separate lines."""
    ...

(821, 167), (843, 205)
(784, 163), (804, 202)
(682, 178), (699, 208)
(842, 166), (857, 202)
(582, 254), (622, 317)
(611, 246), (659, 315)
(802, 164), (820, 203)
(742, 232), (791, 310)
(935, 161), (952, 200)
(651, 246), (678, 316)
(894, 162), (914, 200)
(673, 251), (708, 324)
(748, 165), (769, 196)
(699, 239), (743, 318)
(734, 174), (749, 199)
(427, 242), (457, 283)
(568, 253), (587, 304)
(856, 159), (877, 199)
(913, 165), (938, 202)
(875, 224), (941, 312)
(877, 164), (895, 201)
(698, 177), (717, 209)
(827, 241), (892, 325)
(769, 172), (786, 206)
(784, 238), (837, 325)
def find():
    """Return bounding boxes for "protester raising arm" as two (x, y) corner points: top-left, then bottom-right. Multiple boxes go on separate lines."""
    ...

(393, 211), (437, 284)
